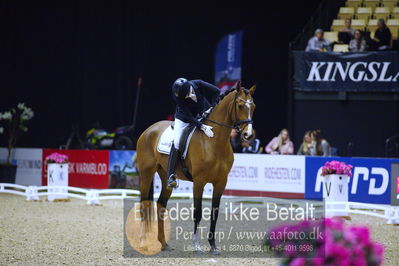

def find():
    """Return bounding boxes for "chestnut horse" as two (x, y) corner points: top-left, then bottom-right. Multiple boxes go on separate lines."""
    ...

(136, 82), (256, 254)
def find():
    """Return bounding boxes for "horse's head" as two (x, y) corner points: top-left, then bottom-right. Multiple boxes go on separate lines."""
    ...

(232, 81), (256, 141)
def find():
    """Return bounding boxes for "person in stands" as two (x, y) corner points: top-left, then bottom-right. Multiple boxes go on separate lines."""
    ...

(297, 130), (313, 155)
(349, 30), (367, 52)
(265, 129), (294, 155)
(305, 29), (331, 52)
(230, 129), (242, 153)
(242, 130), (261, 153)
(373, 19), (392, 50)
(339, 18), (356, 44)
(311, 129), (331, 156)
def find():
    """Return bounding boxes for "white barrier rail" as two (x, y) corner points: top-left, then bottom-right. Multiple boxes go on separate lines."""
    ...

(1, 183), (398, 224)
(0, 183), (140, 205)
(325, 201), (399, 224)
(0, 183), (212, 205)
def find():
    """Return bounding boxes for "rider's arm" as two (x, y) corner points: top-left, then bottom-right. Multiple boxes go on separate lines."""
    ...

(192, 80), (220, 106)
(179, 105), (203, 129)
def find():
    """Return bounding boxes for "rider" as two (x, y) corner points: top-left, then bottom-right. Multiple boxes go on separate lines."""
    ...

(167, 78), (220, 189)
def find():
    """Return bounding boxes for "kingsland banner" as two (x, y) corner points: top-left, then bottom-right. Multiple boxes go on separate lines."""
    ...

(293, 51), (399, 91)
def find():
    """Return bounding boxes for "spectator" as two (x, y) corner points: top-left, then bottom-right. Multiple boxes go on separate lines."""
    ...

(373, 19), (392, 50)
(265, 129), (294, 155)
(339, 18), (355, 44)
(305, 29), (331, 52)
(230, 129), (242, 153)
(242, 130), (261, 153)
(349, 30), (367, 52)
(297, 131), (313, 155)
(311, 129), (331, 156)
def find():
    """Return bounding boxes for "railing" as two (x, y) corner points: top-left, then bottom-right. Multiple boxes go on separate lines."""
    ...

(0, 183), (212, 204)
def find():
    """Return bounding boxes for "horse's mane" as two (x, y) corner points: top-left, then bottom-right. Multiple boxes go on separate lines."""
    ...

(202, 86), (249, 118)
(211, 87), (249, 109)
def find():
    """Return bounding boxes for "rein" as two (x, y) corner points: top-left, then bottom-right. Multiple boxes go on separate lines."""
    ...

(203, 91), (253, 133)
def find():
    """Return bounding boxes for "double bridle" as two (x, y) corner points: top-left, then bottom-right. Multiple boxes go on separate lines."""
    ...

(203, 91), (253, 134)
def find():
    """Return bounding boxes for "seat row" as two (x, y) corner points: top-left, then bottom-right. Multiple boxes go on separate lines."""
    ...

(339, 6), (399, 20)
(331, 19), (399, 38)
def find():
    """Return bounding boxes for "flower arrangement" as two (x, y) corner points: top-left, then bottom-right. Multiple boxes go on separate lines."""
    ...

(0, 103), (34, 165)
(265, 218), (383, 266)
(45, 153), (69, 164)
(321, 160), (353, 177)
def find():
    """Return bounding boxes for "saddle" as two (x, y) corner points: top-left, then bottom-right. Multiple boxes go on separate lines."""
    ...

(157, 123), (196, 180)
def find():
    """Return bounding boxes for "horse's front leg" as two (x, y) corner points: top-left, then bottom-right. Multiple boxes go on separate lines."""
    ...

(208, 180), (226, 255)
(192, 181), (205, 254)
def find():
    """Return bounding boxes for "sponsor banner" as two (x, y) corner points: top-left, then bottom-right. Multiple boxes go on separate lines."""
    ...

(215, 30), (243, 93)
(0, 148), (42, 186)
(293, 51), (399, 91)
(42, 149), (109, 188)
(305, 157), (398, 204)
(224, 154), (305, 198)
(109, 150), (138, 189)
(391, 163), (399, 206)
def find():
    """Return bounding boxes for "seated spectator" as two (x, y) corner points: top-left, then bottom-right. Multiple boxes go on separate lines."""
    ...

(230, 129), (242, 153)
(373, 19), (392, 50)
(305, 29), (331, 52)
(349, 30), (367, 52)
(339, 18), (355, 44)
(297, 131), (313, 155)
(265, 129), (294, 155)
(311, 129), (331, 156)
(242, 130), (260, 153)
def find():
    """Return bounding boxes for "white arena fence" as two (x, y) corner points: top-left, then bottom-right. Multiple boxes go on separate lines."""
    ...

(1, 183), (398, 224)
(0, 183), (212, 205)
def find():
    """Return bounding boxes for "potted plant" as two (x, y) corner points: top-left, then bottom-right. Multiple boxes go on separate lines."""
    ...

(45, 152), (69, 201)
(0, 103), (34, 183)
(320, 160), (353, 217)
(265, 218), (384, 266)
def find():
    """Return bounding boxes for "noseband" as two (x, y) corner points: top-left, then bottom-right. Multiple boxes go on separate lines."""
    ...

(203, 91), (253, 134)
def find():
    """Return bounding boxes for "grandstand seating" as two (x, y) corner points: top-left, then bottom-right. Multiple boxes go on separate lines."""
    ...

(324, 31), (339, 42)
(374, 7), (391, 19)
(367, 19), (379, 31)
(339, 7), (355, 19)
(387, 19), (399, 38)
(330, 0), (399, 40)
(356, 7), (373, 19)
(333, 44), (350, 52)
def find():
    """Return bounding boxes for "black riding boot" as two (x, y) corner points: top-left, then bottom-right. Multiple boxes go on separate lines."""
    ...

(167, 145), (179, 189)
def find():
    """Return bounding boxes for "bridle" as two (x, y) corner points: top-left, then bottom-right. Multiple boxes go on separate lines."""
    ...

(203, 91), (253, 134)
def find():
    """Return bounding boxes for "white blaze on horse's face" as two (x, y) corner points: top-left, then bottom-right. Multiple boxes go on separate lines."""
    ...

(238, 96), (254, 141)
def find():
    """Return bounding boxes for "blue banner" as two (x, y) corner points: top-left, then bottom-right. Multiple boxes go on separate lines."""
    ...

(293, 51), (399, 91)
(214, 30), (243, 93)
(305, 156), (398, 204)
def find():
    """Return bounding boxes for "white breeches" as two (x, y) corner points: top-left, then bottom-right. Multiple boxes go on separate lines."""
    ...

(173, 118), (190, 150)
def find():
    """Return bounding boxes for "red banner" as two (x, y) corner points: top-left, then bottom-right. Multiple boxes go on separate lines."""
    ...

(42, 149), (109, 188)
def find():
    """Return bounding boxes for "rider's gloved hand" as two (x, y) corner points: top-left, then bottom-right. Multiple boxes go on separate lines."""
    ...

(200, 124), (214, 138)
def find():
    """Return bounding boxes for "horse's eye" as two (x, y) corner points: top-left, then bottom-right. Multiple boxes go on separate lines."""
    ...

(238, 104), (244, 109)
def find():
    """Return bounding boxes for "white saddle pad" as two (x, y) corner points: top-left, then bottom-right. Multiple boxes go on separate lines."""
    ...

(157, 125), (196, 159)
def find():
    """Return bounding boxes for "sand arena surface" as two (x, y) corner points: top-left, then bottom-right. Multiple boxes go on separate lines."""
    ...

(0, 194), (398, 265)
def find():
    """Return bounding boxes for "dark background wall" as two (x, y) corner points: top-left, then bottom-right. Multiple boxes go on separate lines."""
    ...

(0, 0), (321, 149)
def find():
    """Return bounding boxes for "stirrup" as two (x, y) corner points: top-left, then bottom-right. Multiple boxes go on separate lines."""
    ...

(167, 175), (178, 189)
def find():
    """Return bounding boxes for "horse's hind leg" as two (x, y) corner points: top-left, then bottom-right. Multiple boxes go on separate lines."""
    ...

(156, 167), (173, 251)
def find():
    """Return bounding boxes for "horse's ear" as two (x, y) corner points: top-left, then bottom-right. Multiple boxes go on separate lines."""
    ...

(249, 84), (256, 95)
(235, 81), (241, 91)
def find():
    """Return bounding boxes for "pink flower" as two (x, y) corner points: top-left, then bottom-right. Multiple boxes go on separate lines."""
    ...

(290, 258), (306, 266)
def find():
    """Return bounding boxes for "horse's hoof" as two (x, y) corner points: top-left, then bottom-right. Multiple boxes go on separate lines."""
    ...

(210, 248), (221, 255)
(161, 244), (172, 251)
(194, 249), (204, 255)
